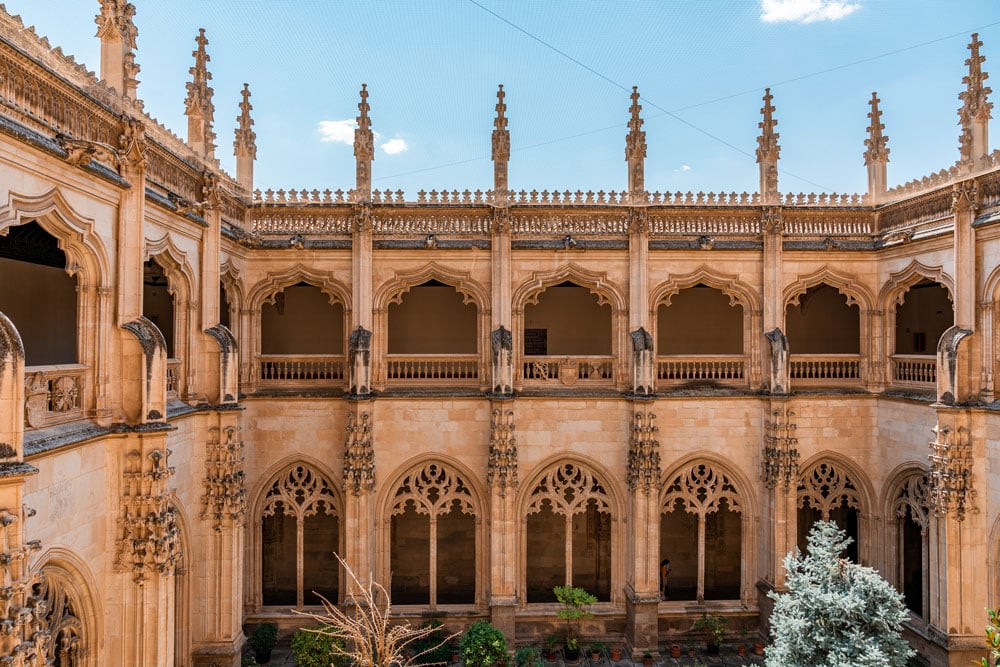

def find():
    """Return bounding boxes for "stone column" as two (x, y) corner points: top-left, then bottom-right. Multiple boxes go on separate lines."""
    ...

(343, 404), (376, 590)
(761, 207), (787, 393)
(628, 211), (653, 395)
(350, 207), (373, 395)
(487, 402), (517, 637)
(116, 118), (147, 326)
(490, 210), (513, 396)
(624, 408), (660, 659)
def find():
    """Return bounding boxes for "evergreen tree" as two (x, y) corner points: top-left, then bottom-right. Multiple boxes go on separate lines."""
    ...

(766, 520), (915, 667)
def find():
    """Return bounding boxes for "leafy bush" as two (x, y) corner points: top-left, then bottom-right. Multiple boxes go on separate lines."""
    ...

(292, 625), (345, 667)
(412, 619), (453, 666)
(460, 620), (507, 667)
(767, 521), (915, 667)
(249, 623), (278, 655)
(553, 585), (596, 649)
(515, 645), (542, 667)
(979, 607), (1000, 667)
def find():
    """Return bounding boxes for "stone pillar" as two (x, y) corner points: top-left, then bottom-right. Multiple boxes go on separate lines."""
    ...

(343, 403), (376, 589)
(491, 209), (513, 396)
(192, 414), (246, 667)
(624, 408), (660, 659)
(926, 406), (987, 665)
(351, 206), (374, 395)
(116, 117), (147, 326)
(487, 402), (517, 638)
(947, 181), (980, 404)
(761, 207), (786, 393)
(628, 210), (653, 395)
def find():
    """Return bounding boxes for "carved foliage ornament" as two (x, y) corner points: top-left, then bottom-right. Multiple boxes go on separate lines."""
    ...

(927, 424), (975, 520)
(391, 463), (475, 518)
(343, 413), (375, 496)
(0, 510), (46, 665)
(262, 465), (338, 520)
(202, 426), (247, 531)
(526, 463), (610, 517)
(116, 448), (181, 584)
(662, 463), (742, 516)
(626, 411), (659, 493)
(487, 409), (517, 494)
(796, 462), (860, 520)
(761, 407), (799, 490)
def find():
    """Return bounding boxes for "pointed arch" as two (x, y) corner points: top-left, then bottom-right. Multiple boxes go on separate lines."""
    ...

(660, 454), (757, 518)
(144, 235), (196, 303)
(32, 547), (102, 667)
(783, 266), (875, 310)
(796, 453), (875, 564)
(878, 260), (954, 309)
(0, 188), (110, 289)
(219, 257), (245, 312)
(512, 263), (625, 313)
(796, 452), (875, 515)
(373, 262), (489, 312)
(880, 462), (930, 620)
(649, 266), (759, 313)
(246, 264), (352, 314)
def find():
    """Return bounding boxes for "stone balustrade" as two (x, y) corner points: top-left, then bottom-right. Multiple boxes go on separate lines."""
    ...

(23, 364), (86, 429)
(656, 355), (747, 384)
(891, 354), (937, 386)
(257, 354), (346, 385)
(384, 354), (480, 384)
(789, 354), (862, 382)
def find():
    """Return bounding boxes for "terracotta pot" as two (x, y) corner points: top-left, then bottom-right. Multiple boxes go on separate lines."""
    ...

(609, 647), (622, 662)
(641, 657), (652, 667)
(669, 645), (681, 658)
(737, 644), (747, 657)
(753, 641), (765, 655)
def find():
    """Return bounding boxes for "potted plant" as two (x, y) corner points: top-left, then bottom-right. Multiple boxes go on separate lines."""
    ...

(544, 634), (559, 661)
(668, 643), (681, 658)
(515, 646), (543, 667)
(460, 620), (507, 667)
(692, 613), (726, 656)
(249, 623), (278, 665)
(753, 638), (765, 655)
(641, 650), (653, 667)
(609, 645), (622, 662)
(553, 585), (597, 662)
(588, 642), (605, 660)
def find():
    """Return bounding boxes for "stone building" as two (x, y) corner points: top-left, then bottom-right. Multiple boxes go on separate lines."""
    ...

(0, 3), (997, 666)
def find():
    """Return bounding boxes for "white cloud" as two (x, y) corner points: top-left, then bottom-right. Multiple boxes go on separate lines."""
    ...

(679, 164), (692, 172)
(760, 0), (861, 23)
(380, 138), (408, 155)
(317, 119), (356, 144)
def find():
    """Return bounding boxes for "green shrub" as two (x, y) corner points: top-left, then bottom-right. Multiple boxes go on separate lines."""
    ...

(292, 625), (345, 667)
(412, 619), (453, 666)
(249, 623), (278, 655)
(460, 620), (507, 667)
(515, 646), (542, 667)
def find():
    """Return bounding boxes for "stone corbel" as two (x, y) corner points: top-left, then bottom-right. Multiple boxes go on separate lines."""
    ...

(936, 325), (973, 405)
(204, 324), (239, 406)
(121, 316), (168, 425)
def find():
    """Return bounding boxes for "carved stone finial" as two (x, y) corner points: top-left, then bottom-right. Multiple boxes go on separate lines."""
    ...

(343, 413), (375, 496)
(185, 28), (216, 160)
(958, 33), (993, 168)
(492, 84), (510, 199)
(626, 411), (660, 493)
(354, 84), (374, 201)
(757, 88), (780, 203)
(626, 86), (646, 196)
(864, 92), (889, 203)
(234, 83), (257, 191)
(95, 0), (139, 97)
(487, 408), (517, 494)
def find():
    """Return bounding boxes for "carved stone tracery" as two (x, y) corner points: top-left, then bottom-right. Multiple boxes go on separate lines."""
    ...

(526, 463), (610, 517)
(262, 465), (338, 520)
(391, 463), (475, 518)
(662, 463), (742, 516)
(0, 510), (46, 666)
(894, 472), (930, 532)
(202, 426), (246, 531)
(37, 573), (82, 667)
(796, 461), (861, 520)
(626, 411), (659, 493)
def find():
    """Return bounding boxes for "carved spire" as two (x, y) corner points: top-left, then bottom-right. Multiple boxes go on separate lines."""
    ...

(625, 86), (647, 198)
(354, 84), (374, 202)
(95, 0), (139, 98)
(492, 84), (510, 199)
(958, 33), (993, 169)
(756, 88), (780, 204)
(864, 92), (889, 204)
(185, 29), (216, 160)
(233, 84), (257, 192)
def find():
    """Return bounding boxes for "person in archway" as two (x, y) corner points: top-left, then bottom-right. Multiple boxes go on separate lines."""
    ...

(660, 558), (671, 600)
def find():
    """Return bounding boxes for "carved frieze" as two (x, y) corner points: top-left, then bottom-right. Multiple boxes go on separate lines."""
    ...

(115, 447), (181, 583)
(626, 411), (660, 494)
(487, 408), (517, 494)
(343, 413), (375, 496)
(202, 426), (246, 531)
(928, 424), (975, 520)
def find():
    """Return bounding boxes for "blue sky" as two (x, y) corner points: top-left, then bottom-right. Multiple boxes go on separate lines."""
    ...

(9, 1), (1000, 197)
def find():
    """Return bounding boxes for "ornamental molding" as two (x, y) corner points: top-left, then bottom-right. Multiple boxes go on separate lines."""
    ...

(202, 425), (246, 530)
(343, 413), (375, 496)
(487, 409), (517, 494)
(626, 411), (659, 493)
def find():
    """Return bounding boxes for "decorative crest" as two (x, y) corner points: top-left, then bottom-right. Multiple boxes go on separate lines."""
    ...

(184, 29), (217, 159)
(626, 86), (646, 195)
(492, 84), (510, 196)
(864, 92), (889, 165)
(959, 33), (993, 166)
(117, 116), (148, 171)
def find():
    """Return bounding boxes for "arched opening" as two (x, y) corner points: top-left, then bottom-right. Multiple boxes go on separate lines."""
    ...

(143, 259), (175, 357)
(524, 463), (612, 602)
(656, 285), (745, 384)
(891, 474), (929, 619)
(388, 462), (477, 607)
(660, 463), (743, 603)
(260, 465), (340, 607)
(258, 283), (345, 385)
(385, 280), (479, 384)
(892, 280), (952, 386)
(219, 280), (232, 330)
(522, 283), (613, 385)
(797, 461), (862, 563)
(0, 221), (77, 365)
(38, 569), (84, 666)
(786, 284), (861, 383)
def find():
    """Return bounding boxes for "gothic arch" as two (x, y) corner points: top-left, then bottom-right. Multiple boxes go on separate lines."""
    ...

(32, 547), (102, 667)
(219, 258), (245, 316)
(659, 454), (757, 518)
(878, 260), (954, 309)
(512, 263), (626, 313)
(783, 266), (875, 311)
(518, 454), (625, 520)
(144, 235), (195, 304)
(796, 453), (875, 516)
(169, 498), (192, 666)
(0, 188), (111, 289)
(377, 454), (486, 521)
(373, 262), (489, 312)
(246, 264), (352, 314)
(880, 462), (930, 524)
(649, 266), (760, 313)
(881, 463), (931, 620)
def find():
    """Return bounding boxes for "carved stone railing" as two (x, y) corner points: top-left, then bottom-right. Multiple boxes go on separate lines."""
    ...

(166, 358), (181, 398)
(384, 354), (480, 385)
(521, 355), (614, 387)
(656, 355), (747, 384)
(789, 354), (862, 383)
(891, 354), (937, 386)
(23, 363), (87, 429)
(258, 354), (346, 385)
